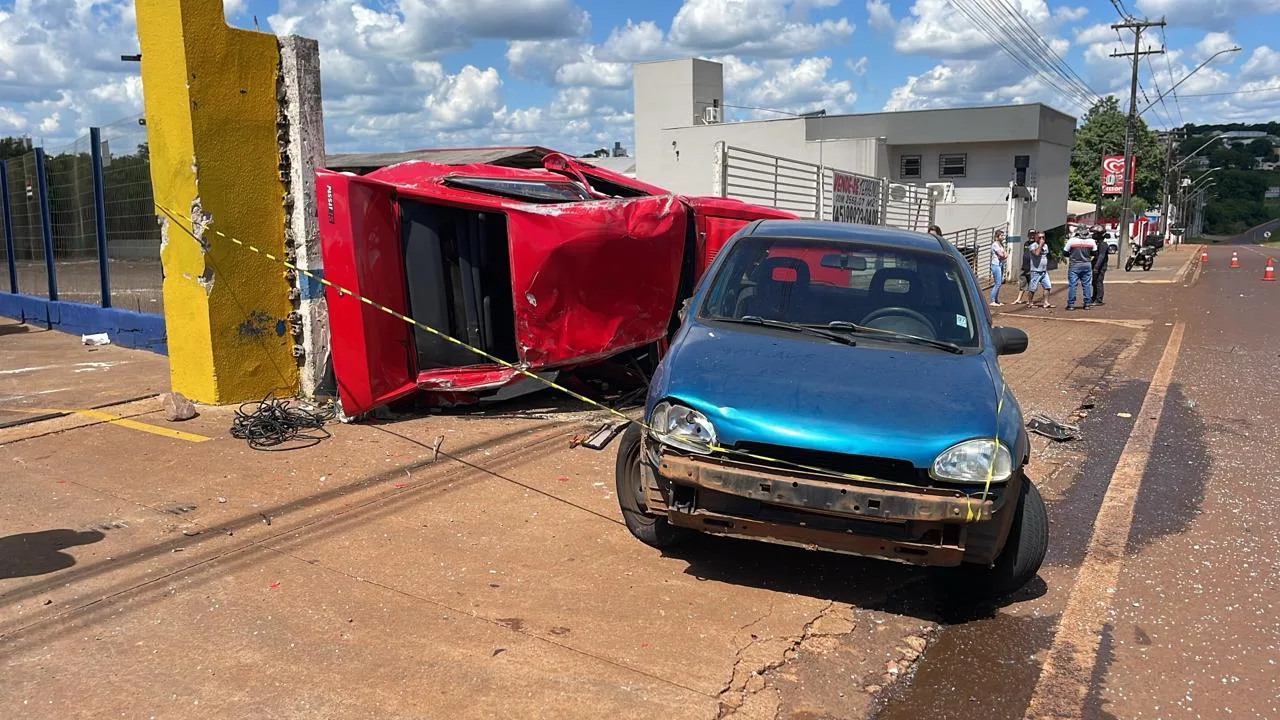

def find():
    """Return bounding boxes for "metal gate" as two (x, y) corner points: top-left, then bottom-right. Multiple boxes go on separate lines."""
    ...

(712, 142), (935, 233)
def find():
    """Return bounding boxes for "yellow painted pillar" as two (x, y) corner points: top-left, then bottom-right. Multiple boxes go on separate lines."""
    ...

(137, 0), (299, 403)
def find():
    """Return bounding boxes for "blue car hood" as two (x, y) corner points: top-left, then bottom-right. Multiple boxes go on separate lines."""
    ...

(657, 323), (1012, 468)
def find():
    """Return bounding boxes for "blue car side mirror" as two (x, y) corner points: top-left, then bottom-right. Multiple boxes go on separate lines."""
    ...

(992, 326), (1029, 355)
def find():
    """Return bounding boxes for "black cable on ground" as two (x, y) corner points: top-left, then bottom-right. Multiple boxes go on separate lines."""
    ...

(230, 394), (336, 450)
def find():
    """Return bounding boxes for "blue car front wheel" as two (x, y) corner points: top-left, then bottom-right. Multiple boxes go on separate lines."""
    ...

(615, 424), (691, 548)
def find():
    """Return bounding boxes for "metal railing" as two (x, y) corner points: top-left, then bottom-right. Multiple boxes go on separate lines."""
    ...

(713, 142), (936, 233)
(944, 226), (1007, 286)
(1, 117), (163, 315)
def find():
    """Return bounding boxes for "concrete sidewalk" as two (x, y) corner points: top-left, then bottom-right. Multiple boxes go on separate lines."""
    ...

(0, 300), (1149, 718)
(990, 245), (1202, 302)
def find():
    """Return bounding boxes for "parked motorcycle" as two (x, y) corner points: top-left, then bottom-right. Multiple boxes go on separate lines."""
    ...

(1125, 234), (1161, 272)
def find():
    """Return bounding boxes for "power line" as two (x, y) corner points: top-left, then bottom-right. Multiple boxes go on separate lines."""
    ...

(1158, 25), (1185, 126)
(1174, 85), (1280, 97)
(948, 0), (1101, 112)
(983, 0), (1101, 105)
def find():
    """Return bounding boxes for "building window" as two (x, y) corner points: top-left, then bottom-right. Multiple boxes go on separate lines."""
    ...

(939, 153), (967, 178)
(899, 155), (922, 179)
(1014, 154), (1030, 185)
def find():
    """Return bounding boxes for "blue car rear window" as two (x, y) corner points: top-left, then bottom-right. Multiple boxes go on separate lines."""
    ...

(699, 236), (980, 347)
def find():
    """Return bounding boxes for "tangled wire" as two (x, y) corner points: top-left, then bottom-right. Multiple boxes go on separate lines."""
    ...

(230, 394), (337, 450)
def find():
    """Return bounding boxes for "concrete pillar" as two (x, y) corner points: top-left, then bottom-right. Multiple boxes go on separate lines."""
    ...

(278, 36), (329, 397)
(136, 0), (306, 403)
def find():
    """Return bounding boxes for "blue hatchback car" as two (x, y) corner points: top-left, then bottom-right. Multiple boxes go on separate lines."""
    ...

(614, 220), (1048, 597)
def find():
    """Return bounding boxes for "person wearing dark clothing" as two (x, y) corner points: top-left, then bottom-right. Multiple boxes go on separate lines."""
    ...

(1090, 227), (1109, 306)
(1012, 229), (1036, 305)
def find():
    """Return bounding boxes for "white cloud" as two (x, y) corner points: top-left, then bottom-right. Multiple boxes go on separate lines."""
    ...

(703, 55), (857, 119)
(1133, 0), (1279, 31)
(424, 66), (503, 130)
(866, 0), (896, 32)
(668, 0), (854, 57)
(848, 56), (870, 76)
(1240, 46), (1280, 81)
(1193, 32), (1237, 61)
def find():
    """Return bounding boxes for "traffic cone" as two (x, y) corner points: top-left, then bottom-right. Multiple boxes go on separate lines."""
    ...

(1200, 250), (1208, 263)
(1230, 252), (1240, 268)
(1264, 258), (1276, 282)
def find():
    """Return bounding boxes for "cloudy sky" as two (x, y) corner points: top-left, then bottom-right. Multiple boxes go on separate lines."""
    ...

(2, 0), (1278, 154)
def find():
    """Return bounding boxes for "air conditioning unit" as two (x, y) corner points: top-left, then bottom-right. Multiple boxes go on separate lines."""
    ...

(888, 183), (909, 201)
(702, 106), (722, 124)
(925, 182), (956, 204)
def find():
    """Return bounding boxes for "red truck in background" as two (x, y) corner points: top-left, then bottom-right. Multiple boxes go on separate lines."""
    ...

(315, 150), (795, 417)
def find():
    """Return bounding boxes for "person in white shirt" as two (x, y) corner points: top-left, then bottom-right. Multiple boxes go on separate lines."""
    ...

(989, 230), (1008, 307)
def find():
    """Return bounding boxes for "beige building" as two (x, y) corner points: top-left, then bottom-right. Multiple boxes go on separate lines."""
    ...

(632, 58), (1076, 236)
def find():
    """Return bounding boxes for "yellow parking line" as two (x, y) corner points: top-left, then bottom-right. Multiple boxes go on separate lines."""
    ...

(8, 406), (211, 443)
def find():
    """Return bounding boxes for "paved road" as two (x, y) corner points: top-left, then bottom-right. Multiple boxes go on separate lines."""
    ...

(1, 224), (1275, 718)
(874, 223), (1279, 719)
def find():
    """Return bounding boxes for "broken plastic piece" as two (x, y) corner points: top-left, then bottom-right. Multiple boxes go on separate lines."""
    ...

(1026, 412), (1079, 442)
(576, 421), (631, 451)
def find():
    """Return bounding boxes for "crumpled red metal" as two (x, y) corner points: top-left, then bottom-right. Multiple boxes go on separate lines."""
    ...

(316, 152), (794, 416)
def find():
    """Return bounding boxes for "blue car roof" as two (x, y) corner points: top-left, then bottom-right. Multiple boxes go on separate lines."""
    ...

(748, 220), (951, 254)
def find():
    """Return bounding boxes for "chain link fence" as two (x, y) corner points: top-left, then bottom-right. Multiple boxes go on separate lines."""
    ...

(4, 152), (50, 298)
(47, 133), (101, 304)
(101, 118), (163, 314)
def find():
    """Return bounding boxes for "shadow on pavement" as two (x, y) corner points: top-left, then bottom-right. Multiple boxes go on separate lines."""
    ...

(665, 534), (1044, 622)
(0, 529), (106, 580)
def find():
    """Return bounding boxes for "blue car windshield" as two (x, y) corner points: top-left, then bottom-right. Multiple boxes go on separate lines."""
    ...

(698, 235), (980, 348)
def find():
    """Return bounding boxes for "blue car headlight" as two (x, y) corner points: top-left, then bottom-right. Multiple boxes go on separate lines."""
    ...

(930, 439), (1013, 484)
(649, 401), (717, 455)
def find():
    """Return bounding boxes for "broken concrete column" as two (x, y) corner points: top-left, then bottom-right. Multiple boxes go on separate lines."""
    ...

(278, 35), (329, 398)
(136, 0), (302, 403)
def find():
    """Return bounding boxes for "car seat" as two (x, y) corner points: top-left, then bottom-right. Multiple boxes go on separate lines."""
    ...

(735, 256), (811, 320)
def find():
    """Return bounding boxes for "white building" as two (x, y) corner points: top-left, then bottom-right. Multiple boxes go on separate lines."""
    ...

(632, 58), (1076, 235)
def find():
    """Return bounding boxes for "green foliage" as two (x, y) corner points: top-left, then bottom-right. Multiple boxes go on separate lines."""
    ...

(1207, 145), (1257, 170)
(2, 136), (158, 261)
(1068, 97), (1165, 212)
(0, 136), (33, 162)
(1246, 138), (1276, 158)
(1201, 169), (1280, 234)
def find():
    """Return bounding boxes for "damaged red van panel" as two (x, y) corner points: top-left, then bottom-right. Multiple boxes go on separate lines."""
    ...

(316, 151), (794, 417)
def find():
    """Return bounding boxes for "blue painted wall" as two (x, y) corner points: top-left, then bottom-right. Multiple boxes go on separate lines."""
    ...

(0, 292), (167, 354)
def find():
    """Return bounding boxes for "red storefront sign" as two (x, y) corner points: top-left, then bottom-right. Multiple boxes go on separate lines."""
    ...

(1100, 155), (1134, 196)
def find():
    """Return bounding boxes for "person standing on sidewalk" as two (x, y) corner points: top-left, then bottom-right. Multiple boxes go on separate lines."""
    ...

(1012, 229), (1036, 305)
(1028, 232), (1054, 308)
(1063, 230), (1097, 311)
(990, 230), (1008, 307)
(1090, 225), (1110, 306)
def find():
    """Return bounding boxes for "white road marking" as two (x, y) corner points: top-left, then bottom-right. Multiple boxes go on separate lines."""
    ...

(0, 365), (57, 375)
(1025, 322), (1186, 719)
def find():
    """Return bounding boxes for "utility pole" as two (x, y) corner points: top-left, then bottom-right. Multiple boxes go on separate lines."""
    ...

(1157, 128), (1183, 242)
(1111, 16), (1166, 265)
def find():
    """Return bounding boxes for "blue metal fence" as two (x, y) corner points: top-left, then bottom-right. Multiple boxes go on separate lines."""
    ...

(0, 120), (167, 351)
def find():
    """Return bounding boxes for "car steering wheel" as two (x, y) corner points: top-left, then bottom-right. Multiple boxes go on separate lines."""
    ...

(859, 307), (937, 339)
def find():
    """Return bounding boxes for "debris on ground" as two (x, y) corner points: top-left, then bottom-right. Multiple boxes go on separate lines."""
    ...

(81, 333), (111, 346)
(230, 394), (336, 450)
(1027, 412), (1080, 441)
(161, 392), (198, 421)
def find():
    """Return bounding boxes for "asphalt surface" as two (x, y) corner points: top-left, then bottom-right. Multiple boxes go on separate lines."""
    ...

(1, 230), (1275, 718)
(873, 226), (1279, 719)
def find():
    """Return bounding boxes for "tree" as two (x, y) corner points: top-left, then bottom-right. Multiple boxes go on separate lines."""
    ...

(1208, 145), (1257, 170)
(1068, 97), (1165, 212)
(1246, 137), (1276, 158)
(1, 136), (34, 162)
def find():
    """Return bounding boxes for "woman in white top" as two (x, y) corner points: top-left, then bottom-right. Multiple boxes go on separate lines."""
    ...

(989, 230), (1008, 307)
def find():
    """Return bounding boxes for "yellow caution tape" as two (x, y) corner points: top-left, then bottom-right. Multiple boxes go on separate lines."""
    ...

(155, 203), (1006, 507)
